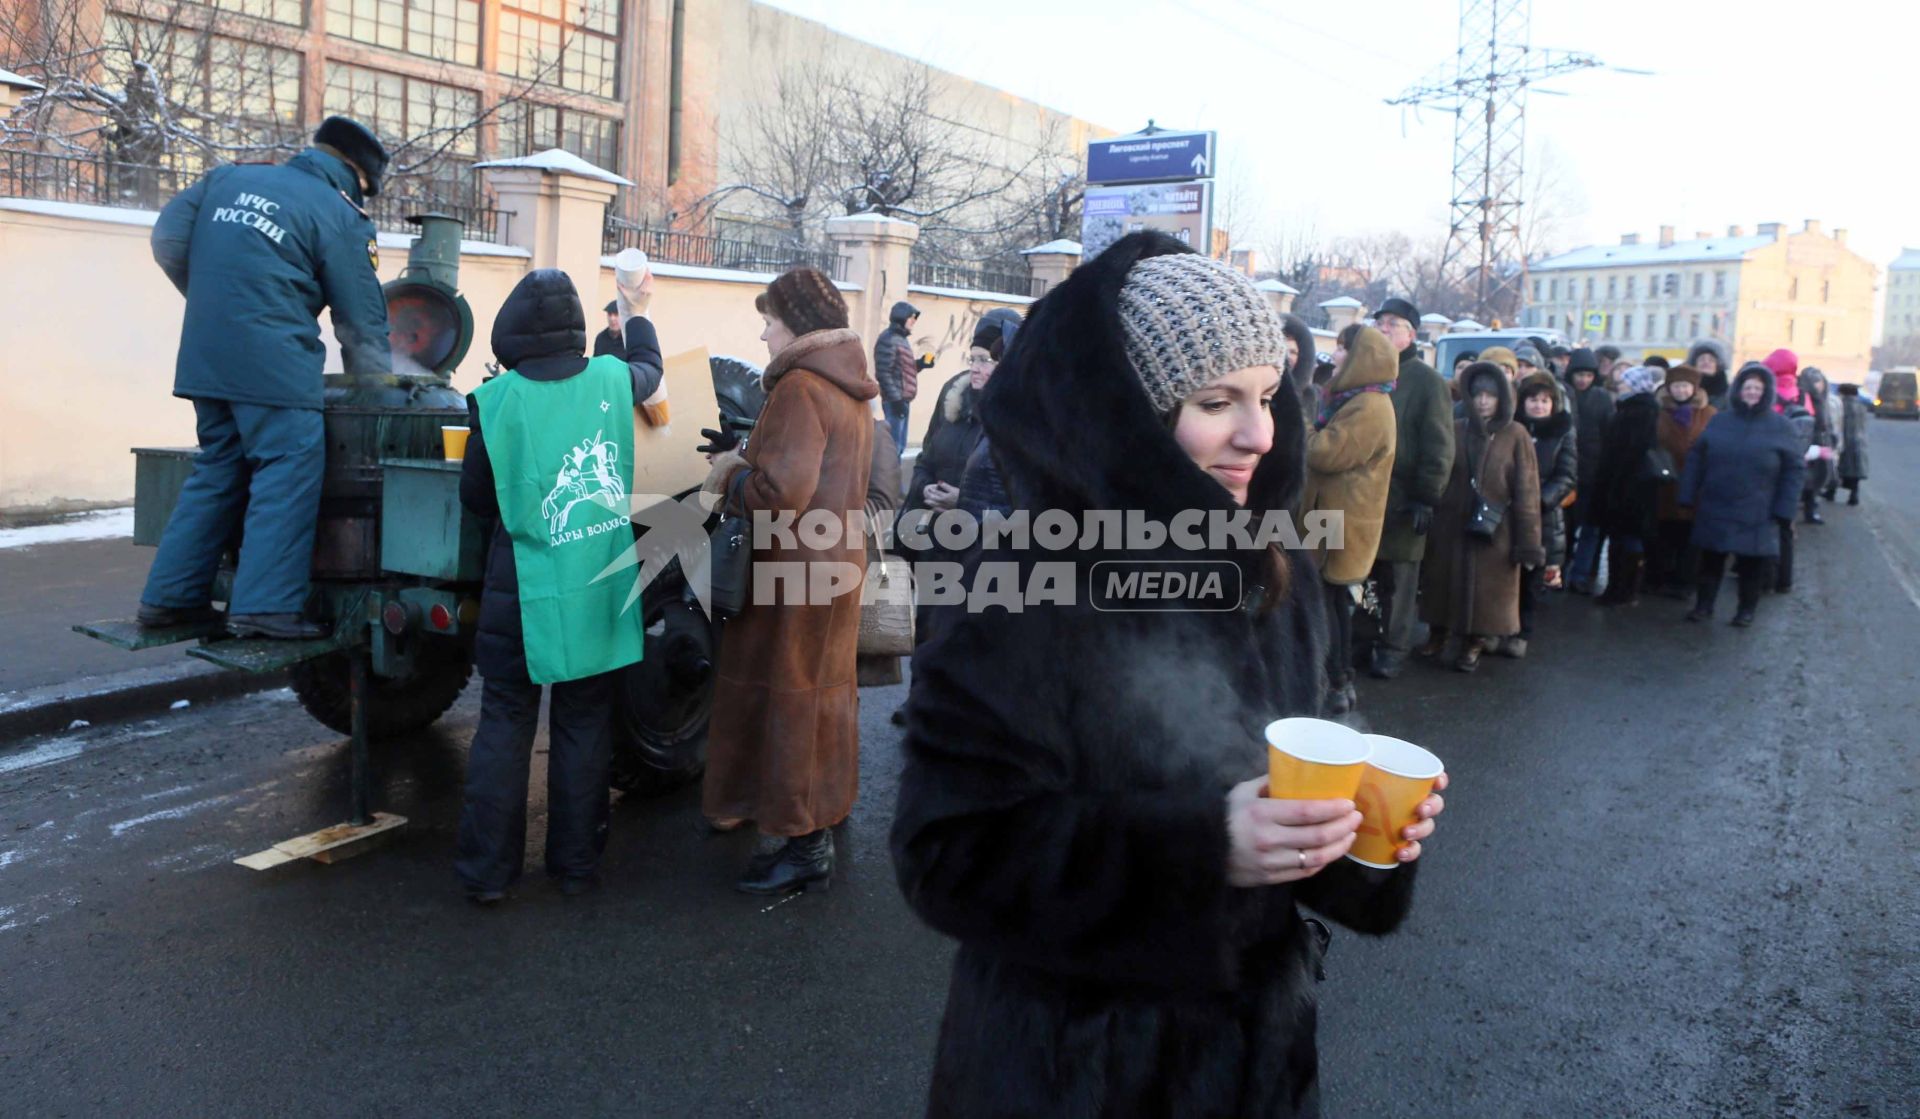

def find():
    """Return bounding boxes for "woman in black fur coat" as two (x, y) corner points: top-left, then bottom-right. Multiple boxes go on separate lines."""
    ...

(891, 234), (1447, 1118)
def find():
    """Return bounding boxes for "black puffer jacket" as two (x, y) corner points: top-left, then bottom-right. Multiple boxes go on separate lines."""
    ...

(459, 269), (664, 681)
(894, 234), (1411, 1119)
(1517, 374), (1577, 568)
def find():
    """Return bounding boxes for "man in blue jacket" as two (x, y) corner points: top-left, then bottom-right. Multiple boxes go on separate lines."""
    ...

(137, 116), (393, 639)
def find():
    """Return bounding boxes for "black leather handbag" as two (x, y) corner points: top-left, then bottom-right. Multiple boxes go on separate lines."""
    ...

(1466, 479), (1504, 540)
(707, 513), (752, 620)
(1640, 446), (1677, 483)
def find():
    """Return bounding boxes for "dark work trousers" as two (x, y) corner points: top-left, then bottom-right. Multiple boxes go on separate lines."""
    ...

(1369, 558), (1423, 655)
(883, 398), (911, 459)
(1698, 550), (1773, 615)
(1323, 581), (1356, 688)
(1777, 521), (1796, 591)
(456, 669), (618, 893)
(140, 399), (325, 616)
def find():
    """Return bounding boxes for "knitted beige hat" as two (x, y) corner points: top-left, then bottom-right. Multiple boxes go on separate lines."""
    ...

(1116, 253), (1289, 414)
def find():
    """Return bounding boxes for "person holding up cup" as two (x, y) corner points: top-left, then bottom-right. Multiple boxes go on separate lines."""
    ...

(892, 235), (1447, 1118)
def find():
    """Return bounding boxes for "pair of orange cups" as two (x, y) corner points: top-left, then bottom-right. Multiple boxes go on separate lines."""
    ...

(1263, 718), (1443, 869)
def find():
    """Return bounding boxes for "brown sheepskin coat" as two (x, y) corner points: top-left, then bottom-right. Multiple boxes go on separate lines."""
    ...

(1655, 387), (1717, 522)
(704, 328), (878, 836)
(1302, 327), (1398, 584)
(1421, 366), (1544, 639)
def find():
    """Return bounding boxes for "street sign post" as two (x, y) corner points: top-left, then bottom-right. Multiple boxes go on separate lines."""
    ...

(1086, 130), (1217, 186)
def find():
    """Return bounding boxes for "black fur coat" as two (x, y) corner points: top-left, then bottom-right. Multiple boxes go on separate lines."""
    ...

(891, 234), (1419, 1118)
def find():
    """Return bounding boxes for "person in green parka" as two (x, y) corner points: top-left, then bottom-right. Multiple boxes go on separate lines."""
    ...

(455, 268), (663, 903)
(1363, 297), (1456, 680)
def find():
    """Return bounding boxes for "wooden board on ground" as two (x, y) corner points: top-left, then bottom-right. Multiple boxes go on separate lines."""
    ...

(234, 812), (407, 870)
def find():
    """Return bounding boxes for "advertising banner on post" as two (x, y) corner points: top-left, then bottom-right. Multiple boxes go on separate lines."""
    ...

(1080, 181), (1214, 258)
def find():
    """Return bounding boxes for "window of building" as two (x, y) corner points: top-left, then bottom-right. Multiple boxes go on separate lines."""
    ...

(1533, 278), (1542, 301)
(496, 99), (620, 173)
(1664, 273), (1679, 296)
(1712, 312), (1724, 335)
(1625, 275), (1636, 299)
(195, 0), (305, 25)
(327, 0), (480, 65)
(1819, 321), (1827, 345)
(499, 0), (621, 99)
(1691, 272), (1702, 297)
(1688, 313), (1700, 339)
(1622, 313), (1633, 339)
(1667, 313), (1679, 339)
(103, 16), (304, 169)
(1822, 280), (1830, 303)
(1584, 276), (1594, 300)
(1789, 277), (1799, 300)
(1645, 316), (1656, 341)
(1788, 319), (1795, 342)
(1714, 270), (1726, 296)
(1550, 278), (1559, 301)
(1607, 275), (1617, 299)
(324, 62), (479, 193)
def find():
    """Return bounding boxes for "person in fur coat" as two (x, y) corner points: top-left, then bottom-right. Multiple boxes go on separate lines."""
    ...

(1647, 365), (1717, 597)
(1418, 363), (1544, 673)
(892, 234), (1447, 1119)
(1589, 365), (1666, 606)
(1509, 371), (1576, 656)
(1302, 325), (1397, 713)
(1837, 382), (1870, 504)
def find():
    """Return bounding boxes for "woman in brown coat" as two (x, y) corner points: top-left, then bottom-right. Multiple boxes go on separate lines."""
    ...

(1301, 325), (1397, 714)
(702, 267), (877, 894)
(1649, 364), (1716, 597)
(1420, 363), (1543, 673)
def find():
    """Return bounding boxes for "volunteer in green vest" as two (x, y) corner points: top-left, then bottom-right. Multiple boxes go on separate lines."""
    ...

(455, 268), (664, 903)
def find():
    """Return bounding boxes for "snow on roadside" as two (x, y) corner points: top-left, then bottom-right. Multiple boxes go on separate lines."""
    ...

(0, 508), (135, 550)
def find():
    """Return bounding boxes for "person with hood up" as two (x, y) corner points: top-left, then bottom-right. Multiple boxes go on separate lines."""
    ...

(1364, 296), (1456, 679)
(1678, 363), (1805, 626)
(1281, 312), (1322, 426)
(1798, 367), (1842, 523)
(1765, 349), (1813, 592)
(1419, 363), (1544, 672)
(700, 267), (877, 894)
(455, 268), (664, 903)
(1687, 340), (1731, 411)
(1303, 325), (1397, 714)
(1588, 365), (1666, 606)
(1837, 382), (1870, 504)
(955, 310), (1023, 522)
(1563, 347), (1614, 594)
(1646, 364), (1717, 598)
(137, 116), (393, 641)
(874, 300), (934, 456)
(892, 234), (1446, 1119)
(1509, 371), (1576, 656)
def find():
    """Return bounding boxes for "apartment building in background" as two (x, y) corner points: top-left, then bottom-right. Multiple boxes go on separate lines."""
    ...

(1881, 248), (1920, 346)
(1524, 221), (1877, 380)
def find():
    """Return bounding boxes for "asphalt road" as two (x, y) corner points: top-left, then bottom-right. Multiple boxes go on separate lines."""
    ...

(4, 419), (1918, 1117)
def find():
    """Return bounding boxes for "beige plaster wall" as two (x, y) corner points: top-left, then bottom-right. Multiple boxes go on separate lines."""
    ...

(1733, 231), (1877, 380)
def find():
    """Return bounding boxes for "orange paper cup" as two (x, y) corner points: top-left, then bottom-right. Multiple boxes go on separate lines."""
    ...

(441, 425), (470, 461)
(1264, 718), (1371, 800)
(1349, 735), (1444, 869)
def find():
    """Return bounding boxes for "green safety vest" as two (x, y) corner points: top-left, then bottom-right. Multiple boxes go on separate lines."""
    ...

(472, 355), (644, 684)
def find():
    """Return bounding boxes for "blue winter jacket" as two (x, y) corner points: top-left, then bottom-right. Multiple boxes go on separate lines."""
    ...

(151, 148), (392, 409)
(1678, 365), (1805, 558)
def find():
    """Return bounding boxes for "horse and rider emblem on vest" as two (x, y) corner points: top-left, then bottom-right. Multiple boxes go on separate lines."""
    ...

(541, 429), (627, 540)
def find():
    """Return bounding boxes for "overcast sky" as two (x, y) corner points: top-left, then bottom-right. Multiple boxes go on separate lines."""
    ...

(761, 0), (1915, 275)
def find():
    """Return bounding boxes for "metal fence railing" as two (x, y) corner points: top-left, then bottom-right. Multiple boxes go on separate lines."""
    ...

(603, 218), (847, 281)
(907, 258), (1036, 298)
(0, 148), (509, 244)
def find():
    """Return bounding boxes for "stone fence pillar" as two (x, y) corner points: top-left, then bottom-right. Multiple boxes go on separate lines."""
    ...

(476, 150), (632, 299)
(1320, 297), (1365, 333)
(825, 213), (919, 349)
(1021, 239), (1082, 297)
(1255, 278), (1299, 317)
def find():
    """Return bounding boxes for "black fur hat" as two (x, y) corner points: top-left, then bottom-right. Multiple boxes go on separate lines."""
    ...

(314, 116), (389, 197)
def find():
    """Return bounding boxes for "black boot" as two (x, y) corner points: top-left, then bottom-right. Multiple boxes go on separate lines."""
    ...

(137, 603), (222, 629)
(227, 613), (330, 640)
(1686, 575), (1720, 622)
(1732, 563), (1764, 627)
(1803, 492), (1824, 525)
(1847, 485), (1860, 507)
(735, 829), (834, 895)
(1597, 553), (1643, 606)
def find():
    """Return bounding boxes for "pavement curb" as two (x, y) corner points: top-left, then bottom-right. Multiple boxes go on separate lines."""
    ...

(0, 660), (287, 743)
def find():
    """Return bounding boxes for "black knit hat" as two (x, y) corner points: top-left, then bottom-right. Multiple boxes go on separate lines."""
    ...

(1567, 347), (1600, 374)
(755, 267), (848, 336)
(314, 116), (389, 197)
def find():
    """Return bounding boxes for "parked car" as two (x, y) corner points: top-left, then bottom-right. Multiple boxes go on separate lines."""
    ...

(1875, 368), (1918, 418)
(1432, 329), (1568, 380)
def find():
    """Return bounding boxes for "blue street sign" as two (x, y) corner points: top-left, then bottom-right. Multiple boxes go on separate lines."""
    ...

(1086, 130), (1217, 185)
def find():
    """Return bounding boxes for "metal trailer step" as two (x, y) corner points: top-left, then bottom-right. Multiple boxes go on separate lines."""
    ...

(187, 634), (347, 674)
(73, 617), (226, 650)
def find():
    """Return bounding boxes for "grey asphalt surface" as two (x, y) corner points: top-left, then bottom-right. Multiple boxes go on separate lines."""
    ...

(0, 536), (173, 693)
(4, 421), (1918, 1117)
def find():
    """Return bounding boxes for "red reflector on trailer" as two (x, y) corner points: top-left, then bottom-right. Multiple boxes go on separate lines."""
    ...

(429, 604), (453, 630)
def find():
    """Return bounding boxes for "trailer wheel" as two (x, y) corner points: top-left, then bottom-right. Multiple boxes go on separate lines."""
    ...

(289, 644), (474, 739)
(611, 567), (714, 797)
